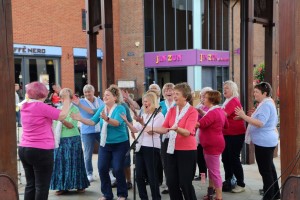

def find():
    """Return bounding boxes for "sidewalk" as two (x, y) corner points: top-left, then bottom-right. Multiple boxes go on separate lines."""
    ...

(18, 152), (281, 200)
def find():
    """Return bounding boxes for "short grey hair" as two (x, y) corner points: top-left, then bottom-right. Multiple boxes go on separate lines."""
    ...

(83, 84), (95, 93)
(223, 80), (239, 97)
(200, 87), (213, 94)
(149, 83), (161, 96)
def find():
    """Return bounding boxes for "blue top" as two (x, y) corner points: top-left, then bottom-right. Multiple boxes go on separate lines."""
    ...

(248, 100), (279, 147)
(77, 97), (104, 134)
(91, 104), (128, 144)
(159, 100), (175, 117)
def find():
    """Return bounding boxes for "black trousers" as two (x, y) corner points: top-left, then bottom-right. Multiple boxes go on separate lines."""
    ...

(136, 146), (161, 200)
(18, 147), (54, 200)
(165, 150), (197, 200)
(196, 144), (207, 177)
(255, 145), (280, 200)
(222, 134), (245, 187)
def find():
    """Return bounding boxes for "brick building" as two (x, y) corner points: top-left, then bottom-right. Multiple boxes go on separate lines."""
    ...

(12, 0), (271, 99)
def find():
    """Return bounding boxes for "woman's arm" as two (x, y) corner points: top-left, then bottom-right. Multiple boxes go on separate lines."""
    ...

(61, 119), (74, 129)
(58, 99), (71, 121)
(120, 114), (139, 133)
(235, 107), (263, 127)
(70, 112), (96, 126)
(73, 98), (95, 114)
(144, 126), (168, 135)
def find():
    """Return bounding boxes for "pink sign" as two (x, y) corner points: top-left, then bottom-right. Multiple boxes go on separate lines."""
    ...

(144, 49), (229, 68)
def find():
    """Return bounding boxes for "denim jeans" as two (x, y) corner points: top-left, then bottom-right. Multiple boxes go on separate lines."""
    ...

(18, 147), (54, 200)
(81, 133), (100, 176)
(98, 141), (129, 200)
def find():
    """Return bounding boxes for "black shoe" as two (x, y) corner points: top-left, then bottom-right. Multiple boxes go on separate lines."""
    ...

(111, 181), (117, 188)
(161, 189), (169, 194)
(127, 182), (132, 190)
(222, 180), (233, 192)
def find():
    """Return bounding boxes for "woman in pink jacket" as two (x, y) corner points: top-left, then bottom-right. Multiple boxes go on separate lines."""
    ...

(199, 91), (228, 200)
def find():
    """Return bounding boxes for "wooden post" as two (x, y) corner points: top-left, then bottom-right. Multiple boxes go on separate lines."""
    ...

(279, 0), (300, 183)
(0, 0), (18, 183)
(86, 0), (101, 96)
(240, 0), (255, 164)
(103, 0), (115, 87)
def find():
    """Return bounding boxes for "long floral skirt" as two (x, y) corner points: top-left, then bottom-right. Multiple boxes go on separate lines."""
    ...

(50, 135), (90, 190)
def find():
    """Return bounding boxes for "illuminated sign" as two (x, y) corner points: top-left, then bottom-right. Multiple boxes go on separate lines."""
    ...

(13, 44), (62, 56)
(144, 49), (229, 68)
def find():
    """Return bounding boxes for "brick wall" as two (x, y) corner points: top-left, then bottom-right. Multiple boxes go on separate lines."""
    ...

(119, 0), (145, 98)
(12, 0), (103, 91)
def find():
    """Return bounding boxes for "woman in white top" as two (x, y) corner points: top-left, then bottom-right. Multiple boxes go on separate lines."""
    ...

(121, 92), (164, 200)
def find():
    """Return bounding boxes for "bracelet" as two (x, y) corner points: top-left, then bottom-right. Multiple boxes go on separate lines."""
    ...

(106, 117), (110, 122)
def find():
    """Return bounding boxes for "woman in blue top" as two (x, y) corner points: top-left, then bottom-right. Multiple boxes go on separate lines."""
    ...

(235, 82), (280, 200)
(72, 85), (128, 200)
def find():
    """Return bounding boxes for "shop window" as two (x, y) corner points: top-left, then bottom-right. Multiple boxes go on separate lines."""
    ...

(82, 9), (86, 31)
(74, 59), (88, 97)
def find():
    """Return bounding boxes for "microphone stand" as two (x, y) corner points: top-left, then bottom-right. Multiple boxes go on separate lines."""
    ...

(127, 107), (160, 200)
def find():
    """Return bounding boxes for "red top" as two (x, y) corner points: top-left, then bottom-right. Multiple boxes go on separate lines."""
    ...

(199, 108), (228, 155)
(222, 97), (246, 135)
(163, 106), (198, 150)
(51, 92), (60, 104)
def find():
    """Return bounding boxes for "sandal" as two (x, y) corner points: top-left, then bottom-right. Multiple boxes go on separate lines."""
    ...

(55, 190), (68, 195)
(98, 197), (107, 200)
(203, 187), (215, 200)
(77, 188), (85, 193)
(117, 197), (126, 200)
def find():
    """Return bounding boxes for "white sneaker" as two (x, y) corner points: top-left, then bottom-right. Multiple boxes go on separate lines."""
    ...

(87, 175), (94, 182)
(232, 185), (245, 193)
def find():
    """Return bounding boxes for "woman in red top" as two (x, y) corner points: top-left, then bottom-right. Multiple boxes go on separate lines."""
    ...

(199, 91), (228, 200)
(221, 80), (246, 193)
(145, 82), (198, 200)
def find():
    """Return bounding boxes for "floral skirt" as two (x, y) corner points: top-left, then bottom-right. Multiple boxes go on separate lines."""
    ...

(50, 135), (90, 190)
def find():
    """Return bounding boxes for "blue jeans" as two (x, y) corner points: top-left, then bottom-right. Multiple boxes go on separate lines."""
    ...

(98, 141), (129, 200)
(81, 133), (100, 176)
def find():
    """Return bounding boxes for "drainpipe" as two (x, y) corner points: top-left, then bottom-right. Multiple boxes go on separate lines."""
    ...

(231, 0), (238, 81)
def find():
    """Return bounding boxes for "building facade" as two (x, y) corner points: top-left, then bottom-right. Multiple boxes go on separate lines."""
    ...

(12, 0), (268, 99)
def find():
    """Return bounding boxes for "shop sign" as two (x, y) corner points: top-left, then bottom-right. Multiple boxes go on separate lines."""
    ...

(144, 49), (229, 68)
(13, 44), (62, 56)
(144, 50), (197, 68)
(73, 48), (103, 59)
(196, 50), (230, 66)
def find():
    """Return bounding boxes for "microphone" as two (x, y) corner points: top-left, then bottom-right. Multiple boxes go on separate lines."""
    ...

(153, 106), (162, 119)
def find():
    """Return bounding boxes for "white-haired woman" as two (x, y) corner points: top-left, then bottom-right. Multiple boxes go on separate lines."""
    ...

(72, 84), (104, 182)
(221, 80), (246, 193)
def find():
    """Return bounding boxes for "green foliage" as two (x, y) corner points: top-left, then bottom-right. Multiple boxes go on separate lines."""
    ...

(253, 63), (265, 84)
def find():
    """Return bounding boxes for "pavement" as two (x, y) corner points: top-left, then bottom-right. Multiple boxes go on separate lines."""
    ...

(17, 126), (282, 200)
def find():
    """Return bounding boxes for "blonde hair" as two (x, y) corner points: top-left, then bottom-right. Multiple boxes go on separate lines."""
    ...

(59, 88), (73, 99)
(106, 84), (121, 104)
(162, 83), (175, 98)
(143, 92), (158, 113)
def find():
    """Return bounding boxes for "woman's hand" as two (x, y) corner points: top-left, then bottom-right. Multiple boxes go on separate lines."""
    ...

(72, 96), (80, 105)
(101, 111), (108, 121)
(247, 107), (256, 116)
(131, 132), (136, 139)
(167, 124), (178, 132)
(195, 122), (200, 128)
(235, 107), (246, 119)
(120, 113), (128, 122)
(70, 112), (82, 121)
(134, 115), (144, 126)
(144, 126), (155, 135)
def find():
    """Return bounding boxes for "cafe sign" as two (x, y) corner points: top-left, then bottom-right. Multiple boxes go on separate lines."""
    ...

(144, 49), (229, 68)
(13, 44), (62, 56)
